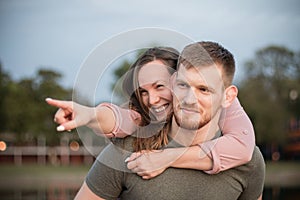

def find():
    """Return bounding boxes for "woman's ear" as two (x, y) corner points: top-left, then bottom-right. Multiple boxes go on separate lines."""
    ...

(222, 85), (238, 108)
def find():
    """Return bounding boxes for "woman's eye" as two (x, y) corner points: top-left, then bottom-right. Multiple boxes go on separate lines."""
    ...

(140, 91), (148, 96)
(156, 84), (164, 89)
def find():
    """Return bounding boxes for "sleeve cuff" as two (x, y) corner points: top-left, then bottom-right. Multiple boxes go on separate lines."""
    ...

(199, 140), (221, 174)
(99, 103), (141, 136)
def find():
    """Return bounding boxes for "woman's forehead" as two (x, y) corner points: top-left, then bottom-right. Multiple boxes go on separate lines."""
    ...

(138, 61), (171, 85)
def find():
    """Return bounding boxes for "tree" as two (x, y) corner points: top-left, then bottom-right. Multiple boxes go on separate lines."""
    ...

(239, 46), (300, 147)
(34, 69), (72, 145)
(111, 49), (146, 102)
(0, 63), (11, 131)
(1, 67), (71, 145)
(111, 59), (131, 103)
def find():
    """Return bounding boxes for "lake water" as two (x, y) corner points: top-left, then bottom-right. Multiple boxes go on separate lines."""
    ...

(1, 186), (300, 200)
(0, 187), (78, 200)
(263, 187), (300, 200)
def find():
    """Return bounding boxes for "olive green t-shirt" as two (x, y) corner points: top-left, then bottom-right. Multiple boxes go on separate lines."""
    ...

(86, 136), (265, 200)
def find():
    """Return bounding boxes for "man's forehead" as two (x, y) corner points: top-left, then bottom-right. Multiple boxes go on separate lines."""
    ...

(177, 64), (223, 82)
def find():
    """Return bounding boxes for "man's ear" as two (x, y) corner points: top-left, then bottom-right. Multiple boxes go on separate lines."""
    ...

(222, 85), (238, 108)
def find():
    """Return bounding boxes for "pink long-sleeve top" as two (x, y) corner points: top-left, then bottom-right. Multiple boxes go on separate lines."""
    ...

(100, 98), (255, 174)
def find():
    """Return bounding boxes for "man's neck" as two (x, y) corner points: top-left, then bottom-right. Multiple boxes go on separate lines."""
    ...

(169, 112), (221, 146)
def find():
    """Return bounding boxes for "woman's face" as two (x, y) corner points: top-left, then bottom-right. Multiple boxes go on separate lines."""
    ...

(137, 60), (173, 122)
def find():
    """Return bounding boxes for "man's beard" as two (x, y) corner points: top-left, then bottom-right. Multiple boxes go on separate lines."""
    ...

(173, 108), (210, 130)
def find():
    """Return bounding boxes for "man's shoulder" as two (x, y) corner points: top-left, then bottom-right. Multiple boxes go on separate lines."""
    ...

(96, 136), (135, 169)
(110, 136), (135, 151)
(233, 146), (265, 174)
(248, 146), (265, 168)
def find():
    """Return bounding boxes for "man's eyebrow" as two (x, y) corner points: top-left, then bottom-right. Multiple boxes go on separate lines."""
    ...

(175, 77), (187, 83)
(176, 77), (216, 92)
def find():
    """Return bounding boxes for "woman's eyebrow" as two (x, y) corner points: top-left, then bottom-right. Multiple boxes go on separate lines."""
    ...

(151, 80), (167, 86)
(138, 87), (147, 92)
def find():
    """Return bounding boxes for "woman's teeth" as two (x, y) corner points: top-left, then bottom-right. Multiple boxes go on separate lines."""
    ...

(154, 105), (168, 113)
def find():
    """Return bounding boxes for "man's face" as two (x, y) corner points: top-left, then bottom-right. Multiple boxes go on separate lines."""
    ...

(172, 64), (225, 130)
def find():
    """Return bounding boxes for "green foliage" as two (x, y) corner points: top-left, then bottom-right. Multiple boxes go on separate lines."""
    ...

(111, 60), (131, 102)
(113, 60), (131, 81)
(239, 45), (300, 145)
(111, 49), (146, 102)
(0, 63), (11, 131)
(0, 67), (71, 146)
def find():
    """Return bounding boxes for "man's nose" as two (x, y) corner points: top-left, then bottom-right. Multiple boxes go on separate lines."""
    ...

(183, 89), (197, 105)
(149, 91), (160, 105)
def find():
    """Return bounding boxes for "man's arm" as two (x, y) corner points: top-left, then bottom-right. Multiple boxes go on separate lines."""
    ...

(83, 143), (127, 199)
(237, 148), (265, 200)
(257, 194), (262, 200)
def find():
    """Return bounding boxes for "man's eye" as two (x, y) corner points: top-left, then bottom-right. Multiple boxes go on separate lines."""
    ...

(177, 82), (188, 88)
(199, 87), (210, 93)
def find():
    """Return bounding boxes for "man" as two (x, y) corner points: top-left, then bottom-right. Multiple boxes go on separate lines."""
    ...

(75, 41), (265, 200)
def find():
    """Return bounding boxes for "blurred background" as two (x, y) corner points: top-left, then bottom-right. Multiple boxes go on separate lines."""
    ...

(0, 0), (300, 199)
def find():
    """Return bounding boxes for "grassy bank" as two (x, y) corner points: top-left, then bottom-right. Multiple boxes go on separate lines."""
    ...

(265, 161), (300, 187)
(0, 164), (90, 190)
(0, 161), (300, 189)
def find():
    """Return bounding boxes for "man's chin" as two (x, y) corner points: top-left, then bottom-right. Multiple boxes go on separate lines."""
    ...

(174, 116), (201, 130)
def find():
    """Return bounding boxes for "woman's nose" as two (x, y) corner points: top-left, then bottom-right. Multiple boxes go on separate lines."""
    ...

(148, 91), (160, 105)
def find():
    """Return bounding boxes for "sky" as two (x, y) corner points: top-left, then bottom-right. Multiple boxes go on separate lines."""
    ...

(0, 0), (300, 103)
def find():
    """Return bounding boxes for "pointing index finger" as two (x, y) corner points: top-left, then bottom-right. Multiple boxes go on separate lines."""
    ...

(45, 98), (72, 109)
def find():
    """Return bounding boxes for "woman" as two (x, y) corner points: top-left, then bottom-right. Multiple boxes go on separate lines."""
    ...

(46, 47), (255, 178)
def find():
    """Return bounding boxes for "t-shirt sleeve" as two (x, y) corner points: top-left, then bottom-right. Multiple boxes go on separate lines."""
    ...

(238, 147), (265, 200)
(200, 98), (256, 174)
(86, 159), (122, 199)
(85, 142), (131, 199)
(100, 103), (141, 137)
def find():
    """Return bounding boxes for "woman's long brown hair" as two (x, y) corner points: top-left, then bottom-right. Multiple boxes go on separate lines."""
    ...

(122, 47), (179, 151)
